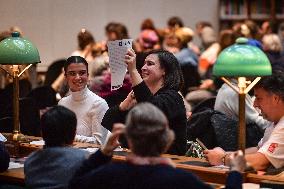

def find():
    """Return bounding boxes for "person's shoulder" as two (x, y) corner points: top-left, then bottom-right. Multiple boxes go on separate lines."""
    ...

(24, 149), (44, 167)
(158, 88), (179, 95)
(58, 94), (71, 105)
(87, 89), (108, 105)
(157, 167), (209, 186)
(217, 83), (237, 97)
(37, 147), (87, 163)
(51, 146), (87, 155)
(151, 166), (203, 182)
(86, 162), (126, 177)
(159, 88), (184, 100)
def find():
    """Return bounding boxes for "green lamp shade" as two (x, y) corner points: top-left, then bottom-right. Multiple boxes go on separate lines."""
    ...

(0, 32), (40, 65)
(213, 37), (272, 77)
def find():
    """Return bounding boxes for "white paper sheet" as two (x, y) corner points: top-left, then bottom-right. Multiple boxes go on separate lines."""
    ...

(107, 39), (133, 91)
(0, 133), (7, 142)
(30, 140), (45, 145)
(8, 162), (24, 169)
(82, 147), (99, 153)
(81, 146), (123, 154)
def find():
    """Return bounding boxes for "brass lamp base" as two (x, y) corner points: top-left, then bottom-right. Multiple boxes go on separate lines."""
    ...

(12, 131), (26, 141)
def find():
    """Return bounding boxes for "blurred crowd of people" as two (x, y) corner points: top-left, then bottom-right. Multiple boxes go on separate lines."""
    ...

(1, 18), (284, 109)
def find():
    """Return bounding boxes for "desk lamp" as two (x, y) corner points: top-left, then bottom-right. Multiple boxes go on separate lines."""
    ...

(0, 32), (40, 141)
(213, 37), (271, 152)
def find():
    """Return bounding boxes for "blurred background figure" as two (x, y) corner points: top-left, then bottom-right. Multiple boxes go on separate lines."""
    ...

(195, 21), (216, 52)
(167, 16), (184, 33)
(71, 28), (96, 74)
(186, 29), (236, 109)
(172, 27), (200, 96)
(71, 28), (95, 61)
(278, 22), (284, 55)
(262, 33), (284, 72)
(134, 18), (161, 53)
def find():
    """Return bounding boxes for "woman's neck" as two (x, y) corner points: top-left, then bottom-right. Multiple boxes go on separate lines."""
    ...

(147, 81), (164, 94)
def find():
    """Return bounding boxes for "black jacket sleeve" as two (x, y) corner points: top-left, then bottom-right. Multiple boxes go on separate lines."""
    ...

(101, 105), (129, 131)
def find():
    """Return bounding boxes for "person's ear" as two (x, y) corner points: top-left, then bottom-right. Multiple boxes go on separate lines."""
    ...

(162, 69), (166, 76)
(272, 94), (280, 104)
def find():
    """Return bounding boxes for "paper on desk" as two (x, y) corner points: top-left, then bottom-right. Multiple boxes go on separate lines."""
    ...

(211, 165), (229, 170)
(107, 39), (133, 91)
(114, 146), (123, 151)
(82, 146), (123, 154)
(83, 147), (99, 153)
(0, 133), (7, 142)
(30, 140), (45, 145)
(8, 162), (24, 169)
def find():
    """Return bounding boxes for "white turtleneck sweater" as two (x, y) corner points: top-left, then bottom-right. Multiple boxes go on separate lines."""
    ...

(58, 86), (110, 145)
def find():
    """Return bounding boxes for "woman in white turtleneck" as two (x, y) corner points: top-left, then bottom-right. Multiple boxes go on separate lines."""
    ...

(58, 56), (110, 144)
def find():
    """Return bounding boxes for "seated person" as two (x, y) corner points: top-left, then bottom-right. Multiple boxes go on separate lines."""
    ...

(70, 103), (244, 189)
(0, 140), (9, 172)
(58, 56), (110, 144)
(102, 49), (187, 155)
(24, 106), (89, 189)
(205, 72), (284, 171)
(214, 78), (272, 130)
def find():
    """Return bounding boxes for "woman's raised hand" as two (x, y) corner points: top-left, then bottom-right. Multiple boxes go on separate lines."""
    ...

(101, 123), (125, 156)
(125, 48), (137, 73)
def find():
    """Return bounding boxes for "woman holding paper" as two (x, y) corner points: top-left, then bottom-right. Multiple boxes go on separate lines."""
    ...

(102, 49), (187, 155)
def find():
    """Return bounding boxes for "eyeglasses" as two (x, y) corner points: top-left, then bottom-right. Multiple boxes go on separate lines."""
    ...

(66, 70), (87, 77)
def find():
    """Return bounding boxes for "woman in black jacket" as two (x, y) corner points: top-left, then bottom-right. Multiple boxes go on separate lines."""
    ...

(102, 49), (187, 155)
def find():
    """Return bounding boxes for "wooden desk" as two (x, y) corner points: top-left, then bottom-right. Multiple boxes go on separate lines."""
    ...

(0, 168), (25, 186)
(1, 141), (284, 187)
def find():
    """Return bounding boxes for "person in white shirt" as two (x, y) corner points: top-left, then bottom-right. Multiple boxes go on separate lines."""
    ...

(58, 56), (110, 144)
(205, 71), (284, 171)
(214, 79), (273, 130)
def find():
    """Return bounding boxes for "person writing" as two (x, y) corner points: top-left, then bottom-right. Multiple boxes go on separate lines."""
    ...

(102, 49), (187, 155)
(58, 56), (110, 144)
(205, 72), (284, 171)
(70, 102), (244, 189)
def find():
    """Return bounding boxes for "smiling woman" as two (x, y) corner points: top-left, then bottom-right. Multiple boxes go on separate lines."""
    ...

(58, 56), (110, 145)
(64, 56), (89, 92)
(102, 49), (187, 155)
